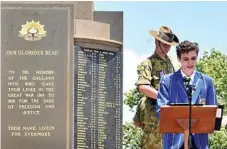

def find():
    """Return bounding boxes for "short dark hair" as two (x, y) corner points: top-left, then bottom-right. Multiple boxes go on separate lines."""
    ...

(176, 40), (199, 59)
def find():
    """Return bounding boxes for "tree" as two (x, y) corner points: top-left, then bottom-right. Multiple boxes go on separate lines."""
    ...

(123, 122), (142, 149)
(124, 88), (144, 111)
(209, 127), (227, 149)
(123, 49), (227, 148)
(197, 49), (227, 148)
(197, 49), (227, 114)
(123, 89), (143, 148)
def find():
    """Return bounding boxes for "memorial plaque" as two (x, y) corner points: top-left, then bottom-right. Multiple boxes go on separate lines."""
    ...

(1, 2), (74, 149)
(74, 46), (123, 149)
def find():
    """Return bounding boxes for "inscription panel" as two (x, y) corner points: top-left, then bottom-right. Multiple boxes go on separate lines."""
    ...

(74, 46), (123, 149)
(1, 3), (74, 149)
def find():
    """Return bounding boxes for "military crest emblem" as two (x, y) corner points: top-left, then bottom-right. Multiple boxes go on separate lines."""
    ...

(19, 20), (47, 41)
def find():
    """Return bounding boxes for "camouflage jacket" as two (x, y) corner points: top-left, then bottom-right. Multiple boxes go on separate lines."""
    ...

(133, 52), (175, 125)
(136, 52), (175, 91)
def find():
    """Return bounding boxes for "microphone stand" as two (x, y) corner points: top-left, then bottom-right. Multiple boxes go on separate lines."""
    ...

(185, 82), (195, 149)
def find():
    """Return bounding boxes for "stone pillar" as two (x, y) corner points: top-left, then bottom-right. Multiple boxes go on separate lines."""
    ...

(74, 2), (123, 149)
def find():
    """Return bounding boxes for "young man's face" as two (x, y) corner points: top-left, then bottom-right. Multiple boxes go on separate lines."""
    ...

(160, 42), (171, 54)
(158, 42), (171, 55)
(179, 50), (198, 76)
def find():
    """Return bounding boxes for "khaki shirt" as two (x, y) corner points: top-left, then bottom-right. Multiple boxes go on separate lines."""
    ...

(133, 52), (175, 124)
(137, 52), (175, 90)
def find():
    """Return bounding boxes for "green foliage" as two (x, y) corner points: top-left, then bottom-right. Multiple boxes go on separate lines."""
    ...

(197, 49), (227, 147)
(124, 88), (144, 110)
(197, 49), (227, 114)
(209, 127), (227, 149)
(123, 122), (142, 149)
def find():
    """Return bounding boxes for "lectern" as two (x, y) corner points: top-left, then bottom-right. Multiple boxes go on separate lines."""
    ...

(160, 105), (217, 149)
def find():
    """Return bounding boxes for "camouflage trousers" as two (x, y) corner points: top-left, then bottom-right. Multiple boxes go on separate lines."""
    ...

(134, 97), (163, 149)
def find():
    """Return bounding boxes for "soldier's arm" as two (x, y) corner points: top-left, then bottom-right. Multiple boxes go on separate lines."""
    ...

(138, 85), (158, 99)
(136, 60), (158, 99)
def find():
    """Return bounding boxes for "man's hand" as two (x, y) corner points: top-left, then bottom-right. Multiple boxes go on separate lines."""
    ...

(138, 85), (158, 99)
(134, 121), (143, 128)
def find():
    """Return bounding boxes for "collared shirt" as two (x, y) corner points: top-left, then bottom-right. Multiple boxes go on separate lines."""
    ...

(181, 69), (196, 84)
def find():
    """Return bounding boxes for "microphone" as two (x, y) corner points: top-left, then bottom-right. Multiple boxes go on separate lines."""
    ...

(183, 76), (196, 91)
(183, 76), (194, 149)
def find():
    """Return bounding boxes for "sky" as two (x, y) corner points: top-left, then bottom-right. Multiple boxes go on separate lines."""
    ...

(95, 1), (227, 57)
(94, 1), (227, 123)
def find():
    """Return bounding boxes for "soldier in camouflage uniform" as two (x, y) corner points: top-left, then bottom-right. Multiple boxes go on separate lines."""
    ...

(133, 26), (179, 149)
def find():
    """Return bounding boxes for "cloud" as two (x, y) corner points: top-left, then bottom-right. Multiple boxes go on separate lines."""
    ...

(123, 49), (149, 124)
(123, 49), (148, 94)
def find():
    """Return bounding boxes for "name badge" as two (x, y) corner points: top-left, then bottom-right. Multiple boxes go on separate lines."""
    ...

(199, 96), (206, 105)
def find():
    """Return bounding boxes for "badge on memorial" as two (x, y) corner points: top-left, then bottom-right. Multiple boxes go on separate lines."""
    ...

(19, 20), (47, 41)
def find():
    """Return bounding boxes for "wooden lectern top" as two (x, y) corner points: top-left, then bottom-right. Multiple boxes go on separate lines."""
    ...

(160, 105), (217, 134)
